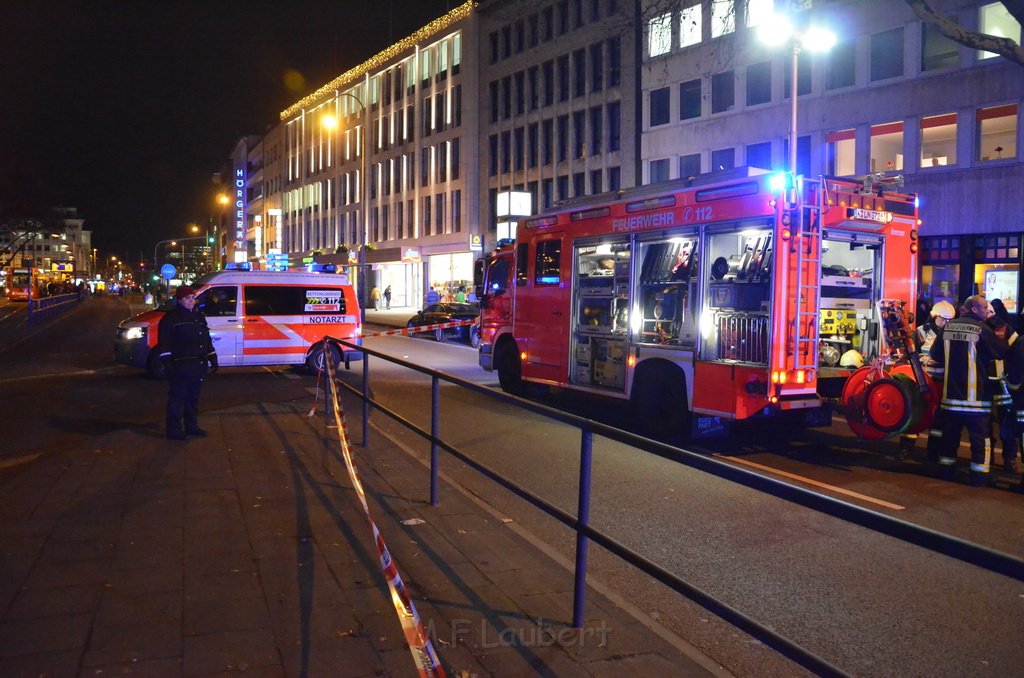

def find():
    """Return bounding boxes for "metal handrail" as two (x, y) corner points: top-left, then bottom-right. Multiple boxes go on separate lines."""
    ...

(324, 335), (1024, 676)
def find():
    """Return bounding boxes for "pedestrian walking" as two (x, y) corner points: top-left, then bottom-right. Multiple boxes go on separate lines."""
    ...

(456, 286), (467, 303)
(157, 286), (218, 440)
(425, 286), (440, 306)
(370, 285), (381, 311)
(930, 295), (1009, 486)
(383, 284), (392, 310)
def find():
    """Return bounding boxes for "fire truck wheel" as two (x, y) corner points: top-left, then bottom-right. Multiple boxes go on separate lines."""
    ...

(469, 325), (481, 349)
(146, 350), (166, 380)
(631, 362), (690, 439)
(496, 341), (523, 395)
(306, 341), (341, 374)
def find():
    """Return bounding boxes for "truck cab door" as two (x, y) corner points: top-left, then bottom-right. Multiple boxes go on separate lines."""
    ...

(516, 234), (568, 377)
(196, 285), (241, 365)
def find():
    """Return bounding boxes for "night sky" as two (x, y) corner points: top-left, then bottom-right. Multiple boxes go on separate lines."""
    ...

(0, 0), (458, 262)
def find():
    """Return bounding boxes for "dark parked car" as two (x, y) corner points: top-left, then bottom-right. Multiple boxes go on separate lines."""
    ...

(407, 302), (480, 347)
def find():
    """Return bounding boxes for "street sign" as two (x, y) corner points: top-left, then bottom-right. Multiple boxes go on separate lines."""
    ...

(160, 264), (177, 280)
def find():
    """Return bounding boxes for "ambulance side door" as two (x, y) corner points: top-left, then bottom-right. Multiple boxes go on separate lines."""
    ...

(196, 285), (241, 365)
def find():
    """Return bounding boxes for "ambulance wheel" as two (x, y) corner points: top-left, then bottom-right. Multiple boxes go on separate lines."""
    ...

(496, 341), (523, 395)
(306, 342), (341, 374)
(631, 361), (690, 439)
(434, 328), (447, 342)
(146, 350), (166, 380)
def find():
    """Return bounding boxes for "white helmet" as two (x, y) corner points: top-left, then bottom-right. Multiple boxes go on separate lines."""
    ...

(840, 349), (865, 368)
(930, 300), (955, 320)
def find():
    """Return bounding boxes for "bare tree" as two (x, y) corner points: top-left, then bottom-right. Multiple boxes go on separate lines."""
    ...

(905, 0), (1024, 67)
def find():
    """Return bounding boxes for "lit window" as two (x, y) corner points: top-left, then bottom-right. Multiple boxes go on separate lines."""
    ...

(976, 104), (1018, 161)
(745, 0), (773, 28)
(979, 2), (1021, 60)
(648, 13), (672, 57)
(680, 3), (702, 47)
(711, 0), (735, 38)
(870, 122), (904, 172)
(920, 113), (957, 168)
(826, 129), (856, 176)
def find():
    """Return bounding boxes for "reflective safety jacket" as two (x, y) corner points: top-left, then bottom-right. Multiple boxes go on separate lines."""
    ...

(931, 316), (1008, 414)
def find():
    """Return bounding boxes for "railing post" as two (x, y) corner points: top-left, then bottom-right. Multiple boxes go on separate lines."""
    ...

(361, 352), (370, 447)
(572, 427), (594, 628)
(430, 375), (440, 505)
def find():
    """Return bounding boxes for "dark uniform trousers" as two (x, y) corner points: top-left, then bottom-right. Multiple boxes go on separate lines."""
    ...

(166, 357), (205, 434)
(939, 411), (991, 481)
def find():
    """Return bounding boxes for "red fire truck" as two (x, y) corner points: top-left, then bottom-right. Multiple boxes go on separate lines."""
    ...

(477, 168), (923, 437)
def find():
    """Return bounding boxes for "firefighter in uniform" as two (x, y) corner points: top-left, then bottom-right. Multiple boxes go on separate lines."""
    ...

(158, 285), (218, 440)
(913, 301), (955, 465)
(929, 295), (1008, 486)
(987, 308), (1020, 473)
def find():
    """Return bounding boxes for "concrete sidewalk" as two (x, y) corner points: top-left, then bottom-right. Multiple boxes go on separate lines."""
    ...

(0, 388), (723, 676)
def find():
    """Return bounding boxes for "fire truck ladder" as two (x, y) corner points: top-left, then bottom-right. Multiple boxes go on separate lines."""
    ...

(793, 180), (822, 371)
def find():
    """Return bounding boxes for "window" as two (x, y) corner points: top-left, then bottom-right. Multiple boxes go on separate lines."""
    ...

(557, 174), (569, 200)
(489, 31), (499, 63)
(711, 147), (735, 171)
(528, 66), (539, 110)
(535, 240), (562, 285)
(590, 106), (603, 155)
(573, 110), (585, 158)
(528, 123), (539, 168)
(711, 0), (735, 38)
(680, 79), (701, 119)
(573, 48), (586, 97)
(514, 127), (525, 171)
(516, 243), (529, 285)
(976, 104), (1018, 161)
(745, 0), (773, 27)
(608, 37), (621, 86)
(826, 129), (856, 176)
(746, 142), (771, 170)
(711, 71), (734, 113)
(871, 27), (904, 81)
(680, 4), (702, 47)
(979, 2), (1021, 60)
(870, 122), (904, 171)
(649, 158), (670, 183)
(921, 22), (958, 71)
(197, 286), (238, 317)
(679, 153), (700, 179)
(557, 115), (569, 162)
(501, 130), (511, 172)
(515, 71), (525, 115)
(557, 0), (569, 35)
(245, 286), (344, 316)
(573, 171), (585, 196)
(827, 41), (856, 90)
(590, 42), (603, 92)
(746, 61), (771, 106)
(543, 119), (554, 164)
(608, 101), (621, 151)
(783, 135), (811, 176)
(648, 13), (672, 57)
(591, 169), (603, 193)
(650, 87), (670, 126)
(558, 55), (570, 101)
(609, 166), (621, 191)
(543, 60), (555, 106)
(920, 113), (957, 168)
(488, 135), (498, 176)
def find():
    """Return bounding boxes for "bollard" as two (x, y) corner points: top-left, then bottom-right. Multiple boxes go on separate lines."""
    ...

(572, 427), (594, 628)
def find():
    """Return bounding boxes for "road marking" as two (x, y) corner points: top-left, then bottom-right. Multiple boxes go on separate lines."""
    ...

(0, 453), (41, 471)
(713, 454), (906, 511)
(0, 366), (125, 385)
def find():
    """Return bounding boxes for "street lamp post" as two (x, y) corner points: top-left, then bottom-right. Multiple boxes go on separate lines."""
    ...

(323, 89), (368, 323)
(758, 16), (836, 177)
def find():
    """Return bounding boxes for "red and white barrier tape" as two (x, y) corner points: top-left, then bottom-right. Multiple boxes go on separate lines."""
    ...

(362, 318), (474, 339)
(324, 350), (445, 678)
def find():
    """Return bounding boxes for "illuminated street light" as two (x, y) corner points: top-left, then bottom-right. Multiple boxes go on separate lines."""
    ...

(758, 16), (836, 176)
(323, 91), (368, 323)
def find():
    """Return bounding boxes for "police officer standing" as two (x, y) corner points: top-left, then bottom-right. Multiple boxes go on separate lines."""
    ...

(930, 295), (1008, 486)
(158, 285), (218, 440)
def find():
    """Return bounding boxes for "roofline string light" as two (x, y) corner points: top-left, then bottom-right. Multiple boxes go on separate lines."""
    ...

(280, 2), (474, 121)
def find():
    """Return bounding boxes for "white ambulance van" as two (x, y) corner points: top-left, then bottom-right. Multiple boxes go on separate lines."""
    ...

(115, 270), (362, 378)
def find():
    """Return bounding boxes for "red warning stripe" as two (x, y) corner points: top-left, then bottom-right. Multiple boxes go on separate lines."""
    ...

(364, 318), (475, 339)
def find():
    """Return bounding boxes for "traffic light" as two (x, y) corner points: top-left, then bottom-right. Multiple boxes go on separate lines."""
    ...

(208, 236), (215, 244)
(152, 274), (158, 281)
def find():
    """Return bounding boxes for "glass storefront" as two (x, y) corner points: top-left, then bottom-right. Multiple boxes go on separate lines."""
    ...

(426, 252), (475, 302)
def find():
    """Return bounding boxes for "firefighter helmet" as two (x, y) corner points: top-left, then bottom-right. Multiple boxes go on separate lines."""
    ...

(840, 349), (865, 368)
(930, 300), (955, 320)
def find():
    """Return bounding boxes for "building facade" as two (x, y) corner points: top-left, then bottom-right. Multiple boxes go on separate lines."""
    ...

(639, 0), (1022, 311)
